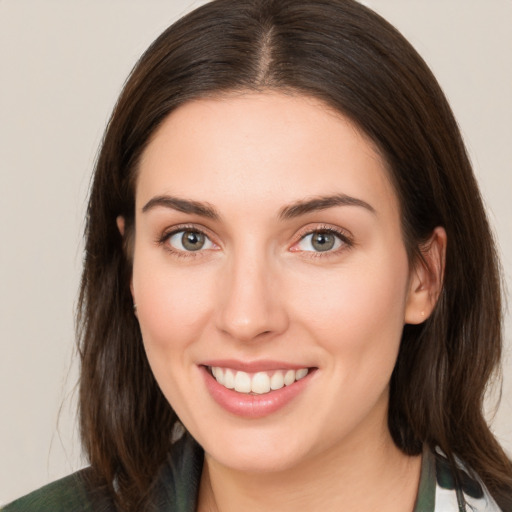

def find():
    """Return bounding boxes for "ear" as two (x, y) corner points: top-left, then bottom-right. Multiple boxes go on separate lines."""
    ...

(116, 215), (125, 236)
(116, 215), (135, 300)
(405, 226), (447, 324)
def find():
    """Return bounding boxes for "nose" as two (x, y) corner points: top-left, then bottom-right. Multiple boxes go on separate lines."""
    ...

(215, 249), (289, 342)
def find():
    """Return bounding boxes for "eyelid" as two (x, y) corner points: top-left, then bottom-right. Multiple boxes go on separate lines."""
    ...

(290, 224), (354, 253)
(156, 222), (352, 256)
(158, 223), (220, 253)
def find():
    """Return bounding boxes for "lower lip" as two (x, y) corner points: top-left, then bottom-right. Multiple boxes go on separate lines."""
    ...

(201, 366), (315, 418)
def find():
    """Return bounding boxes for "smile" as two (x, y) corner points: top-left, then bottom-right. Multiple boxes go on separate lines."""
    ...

(201, 363), (316, 418)
(209, 366), (309, 394)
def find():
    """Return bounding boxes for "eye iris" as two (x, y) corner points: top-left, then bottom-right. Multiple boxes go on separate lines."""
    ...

(182, 231), (205, 251)
(312, 232), (335, 252)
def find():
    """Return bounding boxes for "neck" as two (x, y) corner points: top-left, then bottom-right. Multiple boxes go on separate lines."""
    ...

(197, 423), (421, 512)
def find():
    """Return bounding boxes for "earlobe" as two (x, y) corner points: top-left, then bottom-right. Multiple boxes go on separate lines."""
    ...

(116, 216), (126, 236)
(404, 226), (447, 325)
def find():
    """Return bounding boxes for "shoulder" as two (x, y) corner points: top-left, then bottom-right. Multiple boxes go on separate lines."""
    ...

(1, 468), (115, 512)
(2, 428), (203, 512)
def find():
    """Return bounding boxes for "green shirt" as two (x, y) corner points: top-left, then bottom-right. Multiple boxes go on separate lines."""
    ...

(2, 432), (502, 511)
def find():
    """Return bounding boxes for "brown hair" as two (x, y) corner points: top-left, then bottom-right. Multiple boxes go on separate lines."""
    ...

(78, 0), (512, 509)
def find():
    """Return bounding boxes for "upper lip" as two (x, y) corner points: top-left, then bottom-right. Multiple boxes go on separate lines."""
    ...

(200, 359), (313, 372)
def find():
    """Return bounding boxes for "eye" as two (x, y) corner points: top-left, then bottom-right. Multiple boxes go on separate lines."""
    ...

(295, 230), (347, 253)
(167, 229), (215, 252)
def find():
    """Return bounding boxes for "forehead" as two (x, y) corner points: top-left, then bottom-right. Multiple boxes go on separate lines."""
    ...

(136, 92), (399, 218)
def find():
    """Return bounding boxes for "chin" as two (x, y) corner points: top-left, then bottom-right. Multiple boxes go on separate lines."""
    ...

(197, 422), (313, 473)
(208, 444), (309, 474)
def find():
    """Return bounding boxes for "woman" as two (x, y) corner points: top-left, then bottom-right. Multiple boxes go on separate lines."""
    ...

(3, 0), (511, 510)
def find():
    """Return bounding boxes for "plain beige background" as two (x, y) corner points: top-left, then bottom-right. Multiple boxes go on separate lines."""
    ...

(1, 0), (511, 505)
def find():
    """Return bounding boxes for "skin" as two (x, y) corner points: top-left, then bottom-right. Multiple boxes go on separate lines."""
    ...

(119, 92), (446, 511)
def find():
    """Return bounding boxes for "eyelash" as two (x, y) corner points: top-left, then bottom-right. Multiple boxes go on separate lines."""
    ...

(157, 224), (353, 258)
(292, 225), (354, 257)
(158, 224), (216, 258)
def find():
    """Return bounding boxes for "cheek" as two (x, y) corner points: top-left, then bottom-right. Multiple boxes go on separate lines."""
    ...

(131, 253), (215, 358)
(291, 250), (410, 360)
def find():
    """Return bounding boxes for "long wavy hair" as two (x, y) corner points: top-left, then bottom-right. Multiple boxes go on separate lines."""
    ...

(77, 0), (512, 509)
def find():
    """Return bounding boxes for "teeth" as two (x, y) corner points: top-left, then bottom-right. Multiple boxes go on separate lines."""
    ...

(224, 369), (235, 389)
(210, 367), (309, 395)
(296, 368), (308, 380)
(270, 371), (284, 390)
(251, 372), (271, 394)
(234, 371), (251, 393)
(284, 369), (295, 386)
(212, 366), (225, 385)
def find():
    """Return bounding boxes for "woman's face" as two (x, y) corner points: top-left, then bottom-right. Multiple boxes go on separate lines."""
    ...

(131, 92), (426, 473)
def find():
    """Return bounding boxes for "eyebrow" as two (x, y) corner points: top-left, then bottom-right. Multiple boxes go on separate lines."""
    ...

(279, 193), (376, 219)
(142, 195), (220, 220)
(141, 192), (375, 221)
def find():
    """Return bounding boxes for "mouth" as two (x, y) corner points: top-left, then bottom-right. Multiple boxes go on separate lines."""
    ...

(206, 366), (310, 395)
(200, 363), (317, 418)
